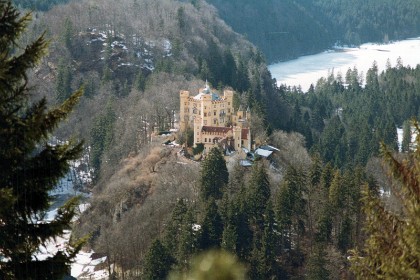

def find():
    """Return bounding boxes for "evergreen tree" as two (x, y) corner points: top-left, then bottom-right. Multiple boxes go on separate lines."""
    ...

(316, 205), (333, 243)
(55, 58), (73, 102)
(232, 189), (253, 261)
(164, 199), (188, 254)
(221, 223), (238, 254)
(249, 203), (286, 280)
(0, 2), (84, 279)
(401, 119), (411, 152)
(306, 243), (330, 280)
(259, 202), (284, 279)
(350, 121), (420, 279)
(62, 17), (73, 53)
(134, 70), (146, 92)
(143, 239), (175, 280)
(199, 147), (228, 200)
(90, 99), (116, 174)
(337, 214), (352, 253)
(198, 198), (223, 250)
(176, 207), (198, 271)
(276, 166), (307, 249)
(245, 163), (270, 229)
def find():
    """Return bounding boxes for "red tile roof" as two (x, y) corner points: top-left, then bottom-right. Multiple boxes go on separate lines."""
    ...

(202, 126), (232, 134)
(242, 128), (249, 140)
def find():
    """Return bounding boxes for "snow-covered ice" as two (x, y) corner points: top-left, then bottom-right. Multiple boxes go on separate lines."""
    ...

(269, 37), (420, 91)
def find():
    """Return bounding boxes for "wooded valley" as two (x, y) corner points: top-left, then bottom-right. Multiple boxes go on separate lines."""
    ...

(2, 0), (420, 279)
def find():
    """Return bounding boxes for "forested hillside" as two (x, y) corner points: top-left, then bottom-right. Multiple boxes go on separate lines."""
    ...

(23, 0), (289, 181)
(12, 0), (420, 278)
(15, 0), (420, 62)
(207, 0), (420, 62)
(13, 0), (70, 10)
(284, 63), (420, 168)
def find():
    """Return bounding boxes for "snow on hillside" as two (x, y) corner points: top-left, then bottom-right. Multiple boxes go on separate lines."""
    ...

(82, 28), (172, 73)
(36, 145), (109, 279)
(72, 251), (110, 280)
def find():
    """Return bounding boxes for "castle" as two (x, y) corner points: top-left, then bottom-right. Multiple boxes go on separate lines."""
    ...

(180, 83), (251, 154)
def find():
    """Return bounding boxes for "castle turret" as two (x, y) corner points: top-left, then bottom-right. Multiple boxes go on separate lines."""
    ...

(179, 90), (190, 131)
(246, 106), (251, 122)
(233, 126), (242, 150)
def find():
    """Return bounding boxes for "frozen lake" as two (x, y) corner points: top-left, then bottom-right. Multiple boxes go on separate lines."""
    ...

(268, 37), (420, 91)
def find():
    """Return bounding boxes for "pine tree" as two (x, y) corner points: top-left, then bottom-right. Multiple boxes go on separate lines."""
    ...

(198, 198), (223, 250)
(177, 208), (198, 270)
(134, 70), (146, 92)
(164, 199), (188, 254)
(199, 147), (228, 200)
(55, 58), (73, 102)
(246, 163), (271, 229)
(350, 121), (420, 279)
(221, 223), (238, 252)
(276, 166), (307, 249)
(306, 243), (330, 280)
(0, 2), (83, 279)
(259, 202), (284, 279)
(143, 239), (175, 280)
(401, 119), (411, 152)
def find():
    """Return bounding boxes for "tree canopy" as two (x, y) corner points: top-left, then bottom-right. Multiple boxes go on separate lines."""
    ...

(350, 121), (420, 279)
(0, 1), (83, 278)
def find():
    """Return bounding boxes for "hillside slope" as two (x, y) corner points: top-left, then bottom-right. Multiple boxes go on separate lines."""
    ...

(207, 0), (420, 62)
(25, 0), (291, 182)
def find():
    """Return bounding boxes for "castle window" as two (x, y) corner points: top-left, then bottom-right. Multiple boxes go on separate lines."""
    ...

(205, 138), (207, 142)
(214, 111), (216, 116)
(228, 108), (231, 113)
(204, 120), (207, 125)
(204, 112), (207, 117)
(213, 119), (217, 124)
(193, 108), (197, 114)
(228, 102), (231, 105)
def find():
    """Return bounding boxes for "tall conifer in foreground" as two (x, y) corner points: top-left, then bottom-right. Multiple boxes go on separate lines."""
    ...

(350, 121), (420, 279)
(0, 1), (83, 278)
(200, 147), (228, 200)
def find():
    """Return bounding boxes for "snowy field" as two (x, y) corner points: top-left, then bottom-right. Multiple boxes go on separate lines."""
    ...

(269, 37), (420, 91)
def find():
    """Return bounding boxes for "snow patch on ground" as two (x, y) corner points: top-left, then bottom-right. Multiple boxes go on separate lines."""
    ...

(36, 143), (106, 279)
(72, 251), (109, 280)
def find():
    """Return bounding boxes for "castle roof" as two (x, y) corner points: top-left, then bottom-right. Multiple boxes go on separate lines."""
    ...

(255, 148), (273, 158)
(193, 83), (221, 101)
(202, 126), (232, 134)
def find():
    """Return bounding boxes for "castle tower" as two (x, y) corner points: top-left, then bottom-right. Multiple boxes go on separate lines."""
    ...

(179, 90), (190, 131)
(201, 88), (212, 127)
(232, 126), (242, 150)
(194, 116), (202, 145)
